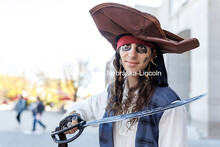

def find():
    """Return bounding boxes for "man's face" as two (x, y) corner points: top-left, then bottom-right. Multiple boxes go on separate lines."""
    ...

(119, 43), (153, 74)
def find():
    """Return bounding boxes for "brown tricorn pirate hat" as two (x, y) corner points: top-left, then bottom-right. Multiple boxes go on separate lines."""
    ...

(89, 3), (199, 54)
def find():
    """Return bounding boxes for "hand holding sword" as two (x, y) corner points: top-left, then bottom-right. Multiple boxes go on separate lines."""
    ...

(51, 93), (206, 146)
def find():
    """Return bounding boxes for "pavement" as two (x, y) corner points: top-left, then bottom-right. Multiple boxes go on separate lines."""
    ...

(0, 110), (219, 147)
(0, 110), (99, 147)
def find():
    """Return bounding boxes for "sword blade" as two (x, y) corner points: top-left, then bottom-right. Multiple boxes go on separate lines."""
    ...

(84, 93), (206, 127)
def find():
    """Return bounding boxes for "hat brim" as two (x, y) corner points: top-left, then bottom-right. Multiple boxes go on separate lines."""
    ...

(90, 3), (199, 54)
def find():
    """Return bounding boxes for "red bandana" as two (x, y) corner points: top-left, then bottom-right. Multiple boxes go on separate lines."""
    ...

(116, 35), (155, 50)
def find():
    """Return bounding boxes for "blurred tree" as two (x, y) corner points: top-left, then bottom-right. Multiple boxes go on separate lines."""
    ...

(63, 59), (90, 102)
(35, 70), (60, 105)
(0, 75), (27, 100)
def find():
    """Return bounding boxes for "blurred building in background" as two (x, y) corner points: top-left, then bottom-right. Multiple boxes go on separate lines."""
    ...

(105, 0), (220, 139)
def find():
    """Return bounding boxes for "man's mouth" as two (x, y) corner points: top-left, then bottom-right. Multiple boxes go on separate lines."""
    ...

(126, 61), (139, 65)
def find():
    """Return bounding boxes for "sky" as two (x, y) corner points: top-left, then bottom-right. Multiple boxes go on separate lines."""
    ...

(0, 0), (161, 96)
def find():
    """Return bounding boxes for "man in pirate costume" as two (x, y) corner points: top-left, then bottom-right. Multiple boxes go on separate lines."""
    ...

(60, 3), (199, 147)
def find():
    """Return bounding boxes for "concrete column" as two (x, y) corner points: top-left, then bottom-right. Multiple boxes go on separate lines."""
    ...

(208, 0), (220, 138)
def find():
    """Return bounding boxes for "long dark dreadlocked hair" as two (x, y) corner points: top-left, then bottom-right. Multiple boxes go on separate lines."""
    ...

(106, 48), (158, 128)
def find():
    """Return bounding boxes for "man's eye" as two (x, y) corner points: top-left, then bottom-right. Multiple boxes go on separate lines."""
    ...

(136, 45), (147, 54)
(121, 44), (131, 51)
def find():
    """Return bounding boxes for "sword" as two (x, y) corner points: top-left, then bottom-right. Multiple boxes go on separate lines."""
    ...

(51, 93), (206, 144)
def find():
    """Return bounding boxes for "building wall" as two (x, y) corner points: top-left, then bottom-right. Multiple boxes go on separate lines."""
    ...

(170, 0), (209, 138)
(164, 0), (210, 138)
(157, 0), (220, 138)
(208, 0), (220, 138)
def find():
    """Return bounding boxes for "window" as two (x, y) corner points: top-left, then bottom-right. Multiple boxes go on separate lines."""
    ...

(170, 0), (188, 13)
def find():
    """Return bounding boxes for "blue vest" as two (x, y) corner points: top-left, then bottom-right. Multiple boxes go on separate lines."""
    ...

(99, 84), (180, 147)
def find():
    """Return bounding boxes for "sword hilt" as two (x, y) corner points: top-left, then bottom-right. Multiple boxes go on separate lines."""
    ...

(51, 120), (86, 144)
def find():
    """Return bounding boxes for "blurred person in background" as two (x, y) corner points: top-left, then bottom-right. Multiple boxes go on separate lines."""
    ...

(55, 3), (200, 147)
(32, 96), (46, 132)
(15, 95), (26, 126)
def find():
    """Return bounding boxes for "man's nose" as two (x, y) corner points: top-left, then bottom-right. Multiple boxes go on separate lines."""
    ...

(128, 44), (137, 58)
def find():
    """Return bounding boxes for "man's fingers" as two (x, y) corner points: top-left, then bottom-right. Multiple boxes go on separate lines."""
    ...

(64, 120), (78, 134)
(71, 120), (78, 125)
(64, 128), (78, 134)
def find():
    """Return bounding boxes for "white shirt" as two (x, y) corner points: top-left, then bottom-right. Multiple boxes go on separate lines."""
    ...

(64, 85), (187, 147)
